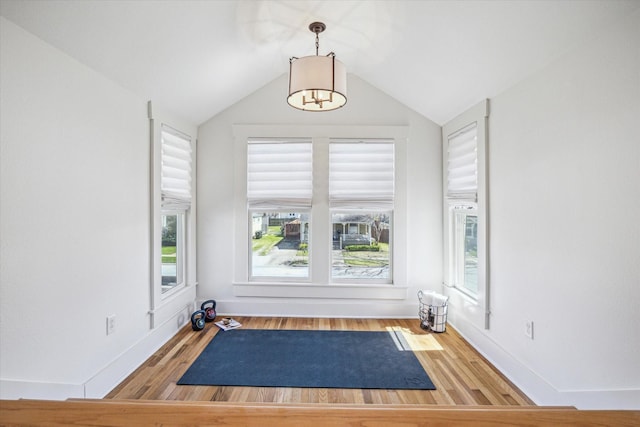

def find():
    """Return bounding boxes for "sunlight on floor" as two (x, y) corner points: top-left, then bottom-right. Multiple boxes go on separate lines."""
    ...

(385, 326), (444, 351)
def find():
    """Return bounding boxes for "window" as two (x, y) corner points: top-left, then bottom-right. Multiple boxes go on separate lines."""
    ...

(247, 140), (312, 281)
(445, 123), (478, 298)
(330, 140), (394, 282)
(160, 125), (192, 293)
(250, 211), (310, 279)
(246, 138), (395, 283)
(452, 206), (477, 295)
(235, 124), (407, 294)
(442, 99), (489, 329)
(148, 101), (197, 329)
(161, 212), (184, 291)
(331, 211), (391, 281)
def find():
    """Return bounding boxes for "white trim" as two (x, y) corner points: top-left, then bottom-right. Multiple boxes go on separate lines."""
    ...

(449, 316), (640, 410)
(0, 379), (84, 401)
(148, 101), (198, 329)
(442, 99), (490, 330)
(215, 299), (416, 319)
(148, 283), (197, 330)
(233, 282), (407, 299)
(233, 124), (408, 290)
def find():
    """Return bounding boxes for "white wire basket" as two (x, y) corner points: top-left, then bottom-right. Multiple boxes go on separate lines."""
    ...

(418, 290), (449, 333)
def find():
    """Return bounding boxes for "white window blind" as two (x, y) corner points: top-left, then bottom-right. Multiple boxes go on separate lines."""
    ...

(329, 140), (394, 209)
(247, 140), (312, 209)
(161, 125), (192, 210)
(447, 123), (477, 201)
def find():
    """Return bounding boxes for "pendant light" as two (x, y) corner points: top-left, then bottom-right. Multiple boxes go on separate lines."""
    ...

(287, 22), (347, 111)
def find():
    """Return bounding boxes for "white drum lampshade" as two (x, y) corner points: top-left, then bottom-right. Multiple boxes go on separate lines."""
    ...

(287, 22), (347, 112)
(288, 55), (347, 111)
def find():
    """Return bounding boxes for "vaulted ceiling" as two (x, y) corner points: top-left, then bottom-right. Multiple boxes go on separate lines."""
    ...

(1, 0), (638, 125)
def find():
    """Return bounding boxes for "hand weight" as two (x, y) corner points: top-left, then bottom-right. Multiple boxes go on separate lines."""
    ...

(201, 299), (217, 322)
(191, 310), (206, 331)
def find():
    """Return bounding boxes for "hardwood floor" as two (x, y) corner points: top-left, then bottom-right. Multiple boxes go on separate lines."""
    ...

(105, 317), (534, 406)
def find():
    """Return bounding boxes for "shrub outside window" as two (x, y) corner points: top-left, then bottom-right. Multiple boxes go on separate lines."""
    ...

(331, 211), (391, 281)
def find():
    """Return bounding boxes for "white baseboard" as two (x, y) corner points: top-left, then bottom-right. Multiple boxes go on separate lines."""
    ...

(83, 305), (192, 398)
(559, 388), (640, 410)
(0, 379), (84, 400)
(449, 316), (640, 410)
(0, 304), (193, 401)
(214, 299), (419, 319)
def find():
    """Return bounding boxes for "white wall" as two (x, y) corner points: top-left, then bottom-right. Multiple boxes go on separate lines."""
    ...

(0, 17), (193, 399)
(197, 74), (442, 318)
(4, 5), (636, 410)
(447, 10), (640, 409)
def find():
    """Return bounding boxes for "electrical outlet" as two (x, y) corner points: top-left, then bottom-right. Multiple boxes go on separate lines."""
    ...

(107, 315), (116, 335)
(525, 321), (534, 339)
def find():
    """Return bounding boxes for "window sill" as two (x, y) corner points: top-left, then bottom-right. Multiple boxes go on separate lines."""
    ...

(233, 282), (408, 300)
(446, 284), (478, 304)
(149, 283), (197, 329)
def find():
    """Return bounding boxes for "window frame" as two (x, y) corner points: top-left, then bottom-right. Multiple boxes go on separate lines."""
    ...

(246, 139), (313, 282)
(232, 124), (408, 299)
(148, 101), (197, 329)
(442, 99), (490, 330)
(328, 139), (395, 284)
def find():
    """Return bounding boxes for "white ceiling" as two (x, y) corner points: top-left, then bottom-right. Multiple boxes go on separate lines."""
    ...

(1, 0), (638, 125)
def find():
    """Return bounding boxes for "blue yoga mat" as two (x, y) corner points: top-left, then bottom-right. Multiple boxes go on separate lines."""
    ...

(177, 329), (436, 390)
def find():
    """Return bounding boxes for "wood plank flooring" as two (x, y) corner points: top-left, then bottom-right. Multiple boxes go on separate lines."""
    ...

(106, 317), (534, 406)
